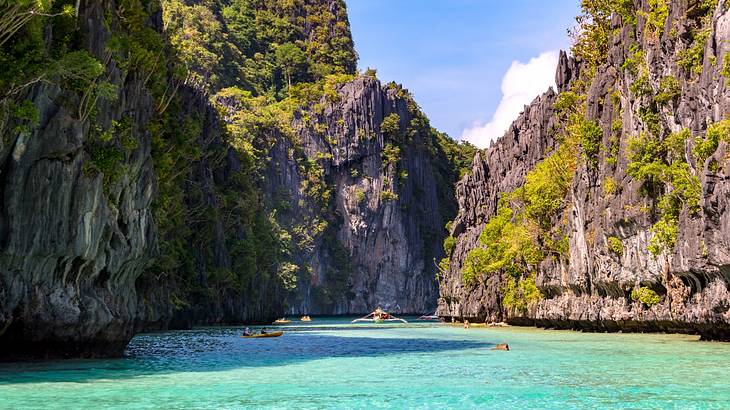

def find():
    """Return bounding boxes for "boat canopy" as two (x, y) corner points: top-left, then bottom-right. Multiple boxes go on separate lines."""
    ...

(351, 308), (408, 323)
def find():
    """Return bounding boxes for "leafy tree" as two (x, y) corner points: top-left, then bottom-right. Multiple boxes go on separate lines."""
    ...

(607, 236), (623, 255)
(380, 113), (401, 139)
(631, 286), (661, 307)
(502, 274), (542, 315)
(570, 0), (633, 77)
(275, 42), (307, 89)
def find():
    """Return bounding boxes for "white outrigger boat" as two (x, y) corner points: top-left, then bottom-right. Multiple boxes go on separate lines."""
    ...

(351, 308), (408, 324)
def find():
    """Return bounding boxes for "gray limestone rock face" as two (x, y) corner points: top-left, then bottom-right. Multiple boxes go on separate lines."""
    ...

(439, 0), (730, 340)
(264, 77), (447, 315)
(0, 1), (157, 359)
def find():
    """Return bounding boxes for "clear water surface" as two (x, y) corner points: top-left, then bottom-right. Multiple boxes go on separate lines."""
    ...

(1, 317), (729, 409)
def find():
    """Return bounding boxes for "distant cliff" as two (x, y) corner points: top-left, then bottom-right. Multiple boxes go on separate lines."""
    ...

(439, 0), (730, 340)
(264, 76), (460, 315)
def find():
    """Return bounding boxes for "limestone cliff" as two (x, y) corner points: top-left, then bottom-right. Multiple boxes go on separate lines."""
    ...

(439, 0), (730, 340)
(0, 0), (466, 359)
(264, 77), (449, 315)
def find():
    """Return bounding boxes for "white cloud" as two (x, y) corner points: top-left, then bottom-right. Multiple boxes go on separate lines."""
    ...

(460, 51), (559, 148)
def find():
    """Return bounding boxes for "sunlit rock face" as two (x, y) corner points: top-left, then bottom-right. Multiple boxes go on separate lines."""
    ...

(439, 1), (730, 340)
(265, 77), (447, 315)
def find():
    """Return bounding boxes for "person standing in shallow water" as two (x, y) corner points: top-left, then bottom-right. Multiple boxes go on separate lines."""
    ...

(464, 320), (470, 329)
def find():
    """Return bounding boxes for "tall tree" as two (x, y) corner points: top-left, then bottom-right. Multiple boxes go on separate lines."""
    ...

(275, 42), (306, 89)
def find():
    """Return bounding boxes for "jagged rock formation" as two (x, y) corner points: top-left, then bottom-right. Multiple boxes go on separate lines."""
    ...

(266, 77), (446, 315)
(439, 0), (730, 340)
(0, 1), (158, 358)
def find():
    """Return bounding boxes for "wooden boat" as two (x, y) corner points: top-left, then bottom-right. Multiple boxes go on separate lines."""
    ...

(241, 331), (283, 338)
(417, 313), (440, 321)
(300, 315), (312, 322)
(352, 308), (408, 324)
(273, 318), (291, 324)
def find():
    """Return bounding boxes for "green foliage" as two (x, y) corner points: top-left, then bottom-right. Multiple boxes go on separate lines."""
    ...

(644, 113), (665, 145)
(7, 99), (39, 136)
(86, 142), (124, 193)
(380, 190), (399, 202)
(354, 187), (366, 204)
(630, 72), (653, 97)
(571, 0), (634, 77)
(462, 136), (578, 285)
(654, 76), (681, 105)
(627, 134), (666, 185)
(646, 0), (669, 39)
(381, 113), (401, 139)
(162, 0), (357, 96)
(603, 176), (618, 195)
(628, 129), (701, 255)
(554, 91), (582, 117)
(607, 236), (623, 255)
(693, 120), (730, 165)
(275, 42), (307, 88)
(648, 213), (678, 255)
(502, 274), (543, 315)
(277, 262), (299, 291)
(677, 0), (719, 76)
(631, 286), (661, 307)
(443, 235), (456, 255)
(163, 0), (225, 88)
(577, 119), (603, 168)
(621, 45), (644, 75)
(722, 52), (730, 83)
(437, 257), (450, 280)
(520, 146), (578, 228)
(382, 143), (401, 167)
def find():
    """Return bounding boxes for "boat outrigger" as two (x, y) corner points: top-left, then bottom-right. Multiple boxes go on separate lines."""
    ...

(417, 313), (439, 321)
(352, 308), (408, 324)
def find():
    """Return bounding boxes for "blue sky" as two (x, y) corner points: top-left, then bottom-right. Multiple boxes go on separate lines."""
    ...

(347, 0), (579, 147)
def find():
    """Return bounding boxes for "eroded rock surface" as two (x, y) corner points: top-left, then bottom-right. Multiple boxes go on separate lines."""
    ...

(439, 1), (730, 340)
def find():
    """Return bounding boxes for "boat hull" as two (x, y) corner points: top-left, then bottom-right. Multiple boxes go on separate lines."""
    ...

(351, 318), (408, 324)
(241, 331), (284, 338)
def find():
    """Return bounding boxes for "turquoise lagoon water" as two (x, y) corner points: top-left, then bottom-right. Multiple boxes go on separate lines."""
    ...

(1, 317), (730, 409)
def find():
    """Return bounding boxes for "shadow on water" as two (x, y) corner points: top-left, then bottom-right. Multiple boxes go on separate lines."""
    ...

(0, 326), (493, 385)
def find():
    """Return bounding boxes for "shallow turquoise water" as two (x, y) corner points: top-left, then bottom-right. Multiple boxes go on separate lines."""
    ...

(1, 318), (730, 409)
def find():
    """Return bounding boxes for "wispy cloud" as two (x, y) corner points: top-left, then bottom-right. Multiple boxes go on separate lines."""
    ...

(460, 51), (559, 148)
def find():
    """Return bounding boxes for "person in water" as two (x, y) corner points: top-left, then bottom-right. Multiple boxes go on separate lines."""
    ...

(464, 320), (470, 329)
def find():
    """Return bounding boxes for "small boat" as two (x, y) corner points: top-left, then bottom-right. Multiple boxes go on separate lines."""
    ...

(300, 315), (312, 322)
(273, 318), (291, 324)
(417, 313), (440, 321)
(352, 308), (408, 324)
(241, 331), (284, 339)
